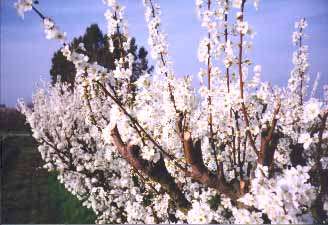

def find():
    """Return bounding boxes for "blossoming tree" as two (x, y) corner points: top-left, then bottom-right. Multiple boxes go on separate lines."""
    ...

(15, 0), (328, 223)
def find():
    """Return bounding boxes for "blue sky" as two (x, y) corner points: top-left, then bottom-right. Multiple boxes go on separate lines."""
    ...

(1, 0), (328, 106)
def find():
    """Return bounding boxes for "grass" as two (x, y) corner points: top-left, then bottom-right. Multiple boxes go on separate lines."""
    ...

(2, 136), (55, 223)
(2, 135), (96, 224)
(1, 108), (96, 223)
(47, 172), (96, 224)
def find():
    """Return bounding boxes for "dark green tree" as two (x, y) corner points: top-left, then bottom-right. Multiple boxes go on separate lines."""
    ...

(50, 24), (153, 86)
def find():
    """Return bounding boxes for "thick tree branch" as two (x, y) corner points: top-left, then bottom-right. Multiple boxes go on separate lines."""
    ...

(183, 132), (243, 200)
(257, 101), (281, 170)
(110, 125), (191, 213)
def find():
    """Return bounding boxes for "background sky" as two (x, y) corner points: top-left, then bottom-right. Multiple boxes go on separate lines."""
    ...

(1, 0), (328, 106)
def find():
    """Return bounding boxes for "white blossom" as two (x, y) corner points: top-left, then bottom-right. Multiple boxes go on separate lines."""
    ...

(14, 0), (32, 19)
(233, 0), (242, 9)
(298, 133), (313, 149)
(303, 98), (322, 123)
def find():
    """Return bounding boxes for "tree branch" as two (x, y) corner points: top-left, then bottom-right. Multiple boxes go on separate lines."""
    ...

(183, 132), (243, 200)
(110, 125), (191, 213)
(257, 101), (281, 171)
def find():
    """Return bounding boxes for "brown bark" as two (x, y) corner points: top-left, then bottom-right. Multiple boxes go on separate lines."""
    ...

(257, 102), (281, 171)
(183, 132), (243, 200)
(110, 125), (191, 213)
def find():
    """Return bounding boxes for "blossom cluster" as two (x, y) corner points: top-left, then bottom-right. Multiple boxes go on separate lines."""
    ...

(43, 18), (66, 42)
(14, 0), (32, 18)
(237, 165), (316, 224)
